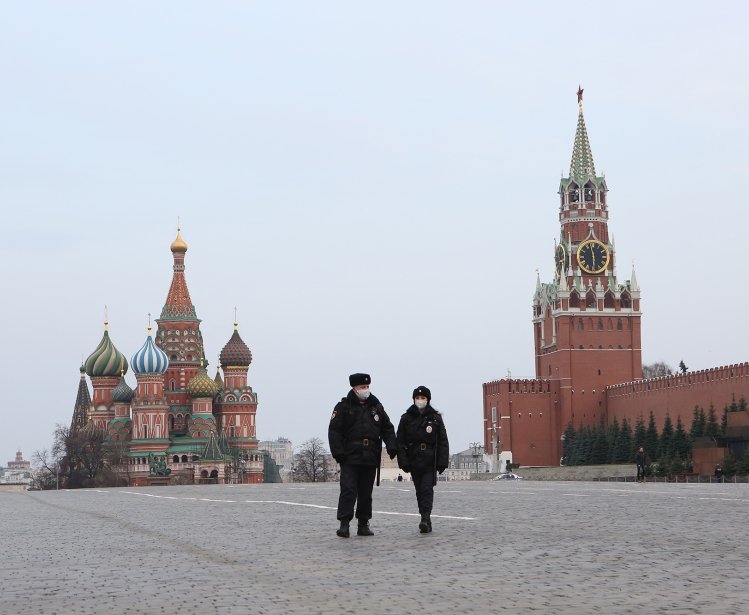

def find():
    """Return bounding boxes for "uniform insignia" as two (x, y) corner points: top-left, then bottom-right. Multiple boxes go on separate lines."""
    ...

(331, 410), (337, 419)
(426, 425), (433, 433)
(374, 414), (380, 422)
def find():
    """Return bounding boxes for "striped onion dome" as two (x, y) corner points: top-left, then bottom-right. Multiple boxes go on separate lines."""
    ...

(111, 375), (134, 403)
(131, 329), (169, 375)
(85, 324), (128, 377)
(219, 324), (252, 368)
(187, 364), (219, 398)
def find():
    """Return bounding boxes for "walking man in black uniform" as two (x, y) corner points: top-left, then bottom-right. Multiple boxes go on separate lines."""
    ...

(328, 373), (397, 538)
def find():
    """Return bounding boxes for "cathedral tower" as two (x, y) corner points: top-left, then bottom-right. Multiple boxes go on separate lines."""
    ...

(155, 228), (206, 425)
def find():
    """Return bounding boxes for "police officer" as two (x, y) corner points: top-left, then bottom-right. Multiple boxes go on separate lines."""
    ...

(396, 386), (449, 533)
(328, 373), (397, 538)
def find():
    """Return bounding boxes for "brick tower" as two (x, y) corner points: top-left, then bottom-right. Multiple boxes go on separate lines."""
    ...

(484, 89), (643, 467)
(533, 87), (642, 433)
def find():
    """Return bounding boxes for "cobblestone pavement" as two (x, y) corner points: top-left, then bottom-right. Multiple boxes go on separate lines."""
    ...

(2, 481), (748, 614)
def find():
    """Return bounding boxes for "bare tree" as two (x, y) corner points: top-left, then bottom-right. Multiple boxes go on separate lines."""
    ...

(30, 448), (60, 490)
(642, 361), (673, 379)
(292, 437), (337, 482)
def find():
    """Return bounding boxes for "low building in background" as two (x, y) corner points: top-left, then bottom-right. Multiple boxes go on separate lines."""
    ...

(259, 437), (294, 478)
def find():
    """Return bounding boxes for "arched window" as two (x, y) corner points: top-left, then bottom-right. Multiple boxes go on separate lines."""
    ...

(577, 319), (584, 331)
(181, 455), (188, 463)
(597, 318), (604, 331)
(170, 379), (176, 391)
(568, 183), (580, 203)
(586, 290), (596, 308)
(173, 455), (179, 463)
(584, 182), (595, 203)
(604, 291), (615, 309)
(617, 318), (623, 331)
(620, 292), (631, 308)
(569, 290), (580, 308)
(201, 470), (208, 478)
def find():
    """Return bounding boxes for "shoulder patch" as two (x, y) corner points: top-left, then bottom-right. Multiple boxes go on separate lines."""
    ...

(331, 410), (337, 420)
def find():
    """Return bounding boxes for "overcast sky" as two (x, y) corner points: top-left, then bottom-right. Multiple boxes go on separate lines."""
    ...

(2, 2), (748, 464)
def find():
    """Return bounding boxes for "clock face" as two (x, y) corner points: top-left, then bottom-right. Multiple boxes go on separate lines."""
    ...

(577, 240), (610, 274)
(555, 245), (567, 274)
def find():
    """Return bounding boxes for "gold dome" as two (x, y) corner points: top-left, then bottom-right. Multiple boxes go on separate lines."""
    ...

(170, 228), (188, 253)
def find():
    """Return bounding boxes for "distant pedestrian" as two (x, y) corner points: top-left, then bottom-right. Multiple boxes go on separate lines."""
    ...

(715, 464), (724, 483)
(396, 386), (449, 533)
(328, 373), (397, 538)
(635, 447), (647, 483)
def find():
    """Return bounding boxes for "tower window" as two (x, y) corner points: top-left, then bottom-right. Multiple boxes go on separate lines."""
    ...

(597, 319), (603, 330)
(617, 319), (623, 331)
(586, 291), (596, 308)
(577, 319), (584, 331)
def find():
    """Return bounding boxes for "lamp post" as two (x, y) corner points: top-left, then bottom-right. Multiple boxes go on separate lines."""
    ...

(487, 424), (501, 472)
(470, 442), (483, 475)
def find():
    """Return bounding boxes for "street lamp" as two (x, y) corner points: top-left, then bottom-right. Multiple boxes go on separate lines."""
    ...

(487, 424), (501, 472)
(470, 442), (483, 475)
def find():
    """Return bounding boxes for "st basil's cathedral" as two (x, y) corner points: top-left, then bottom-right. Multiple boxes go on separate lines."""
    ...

(71, 229), (264, 485)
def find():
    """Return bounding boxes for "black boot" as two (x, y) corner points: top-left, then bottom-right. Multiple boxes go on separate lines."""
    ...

(426, 514), (432, 533)
(419, 513), (430, 533)
(336, 520), (350, 538)
(357, 520), (374, 536)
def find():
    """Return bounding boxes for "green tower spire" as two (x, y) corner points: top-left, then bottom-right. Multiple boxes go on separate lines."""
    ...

(569, 86), (596, 183)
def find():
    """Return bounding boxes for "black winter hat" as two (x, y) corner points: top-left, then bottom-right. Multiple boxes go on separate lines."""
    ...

(412, 386), (431, 400)
(349, 373), (371, 387)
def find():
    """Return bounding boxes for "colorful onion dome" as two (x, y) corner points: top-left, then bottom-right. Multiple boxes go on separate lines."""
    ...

(187, 362), (219, 398)
(111, 375), (134, 403)
(214, 368), (224, 389)
(132, 328), (169, 375)
(85, 322), (128, 377)
(170, 228), (188, 253)
(219, 323), (252, 368)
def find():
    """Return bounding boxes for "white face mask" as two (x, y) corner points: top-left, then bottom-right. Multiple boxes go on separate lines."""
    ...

(354, 387), (370, 400)
(414, 399), (428, 409)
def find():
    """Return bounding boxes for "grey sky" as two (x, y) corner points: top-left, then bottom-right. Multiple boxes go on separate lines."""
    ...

(2, 2), (748, 463)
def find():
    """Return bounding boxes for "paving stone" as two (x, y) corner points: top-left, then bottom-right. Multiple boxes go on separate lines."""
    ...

(2, 481), (748, 614)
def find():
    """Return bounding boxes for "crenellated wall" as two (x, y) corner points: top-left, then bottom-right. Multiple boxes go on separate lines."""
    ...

(606, 363), (749, 430)
(483, 378), (561, 466)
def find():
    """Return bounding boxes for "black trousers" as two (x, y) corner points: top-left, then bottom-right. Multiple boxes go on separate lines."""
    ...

(636, 464), (646, 481)
(411, 471), (435, 515)
(337, 464), (377, 522)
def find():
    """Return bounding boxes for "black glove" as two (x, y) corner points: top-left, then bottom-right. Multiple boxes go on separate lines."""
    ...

(387, 448), (397, 460)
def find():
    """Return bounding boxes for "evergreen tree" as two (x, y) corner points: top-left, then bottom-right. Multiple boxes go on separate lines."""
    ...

(562, 423), (575, 465)
(738, 396), (748, 412)
(645, 412), (659, 459)
(705, 404), (720, 439)
(659, 414), (674, 458)
(721, 405), (728, 437)
(690, 405), (706, 439)
(590, 417), (609, 464)
(736, 448), (749, 476)
(578, 426), (593, 465)
(672, 416), (691, 459)
(607, 418), (620, 463)
(616, 418), (633, 463)
(634, 415), (647, 451)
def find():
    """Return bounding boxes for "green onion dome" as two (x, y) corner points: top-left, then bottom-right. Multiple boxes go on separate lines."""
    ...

(85, 323), (128, 378)
(111, 375), (134, 403)
(187, 363), (219, 398)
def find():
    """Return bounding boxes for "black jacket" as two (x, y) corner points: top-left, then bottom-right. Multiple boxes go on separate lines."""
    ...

(396, 405), (449, 474)
(328, 391), (396, 466)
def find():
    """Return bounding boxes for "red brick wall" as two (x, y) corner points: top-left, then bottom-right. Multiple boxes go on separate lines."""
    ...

(606, 363), (749, 430)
